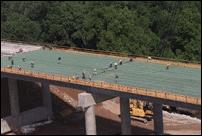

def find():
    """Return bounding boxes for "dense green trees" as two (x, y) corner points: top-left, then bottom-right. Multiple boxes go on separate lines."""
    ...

(1, 1), (201, 61)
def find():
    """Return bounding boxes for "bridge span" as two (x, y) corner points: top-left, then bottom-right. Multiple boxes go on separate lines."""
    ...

(1, 67), (201, 135)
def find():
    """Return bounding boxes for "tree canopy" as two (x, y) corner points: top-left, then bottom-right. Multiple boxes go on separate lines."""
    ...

(1, 1), (201, 61)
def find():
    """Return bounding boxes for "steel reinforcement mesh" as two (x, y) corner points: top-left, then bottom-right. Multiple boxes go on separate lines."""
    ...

(1, 49), (201, 98)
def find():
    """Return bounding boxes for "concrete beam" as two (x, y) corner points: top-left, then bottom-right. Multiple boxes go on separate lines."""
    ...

(78, 92), (116, 107)
(153, 103), (164, 135)
(85, 86), (201, 111)
(120, 97), (131, 135)
(41, 83), (53, 119)
(2, 72), (200, 111)
(8, 78), (20, 130)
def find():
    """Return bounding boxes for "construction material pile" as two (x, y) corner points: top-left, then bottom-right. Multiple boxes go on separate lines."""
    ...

(1, 41), (42, 55)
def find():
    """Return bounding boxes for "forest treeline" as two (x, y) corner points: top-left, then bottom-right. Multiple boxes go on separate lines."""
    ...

(1, 1), (201, 61)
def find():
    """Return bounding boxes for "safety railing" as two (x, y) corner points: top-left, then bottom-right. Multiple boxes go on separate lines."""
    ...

(1, 66), (201, 105)
(1, 39), (201, 64)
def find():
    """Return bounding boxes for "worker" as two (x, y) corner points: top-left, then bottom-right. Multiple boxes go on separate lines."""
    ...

(11, 59), (14, 65)
(19, 48), (23, 52)
(82, 70), (86, 79)
(115, 74), (119, 82)
(8, 55), (12, 60)
(49, 46), (52, 50)
(22, 57), (26, 62)
(88, 76), (91, 82)
(18, 65), (21, 70)
(130, 57), (133, 62)
(119, 59), (122, 65)
(75, 74), (79, 80)
(166, 64), (170, 69)
(68, 77), (71, 82)
(147, 56), (151, 62)
(109, 62), (112, 68)
(7, 65), (12, 69)
(58, 57), (61, 63)
(31, 61), (34, 68)
(93, 68), (97, 75)
(114, 62), (117, 69)
(104, 67), (107, 72)
(72, 75), (75, 80)
(42, 45), (45, 50)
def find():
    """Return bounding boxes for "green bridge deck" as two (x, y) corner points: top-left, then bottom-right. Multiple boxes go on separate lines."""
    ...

(1, 49), (201, 98)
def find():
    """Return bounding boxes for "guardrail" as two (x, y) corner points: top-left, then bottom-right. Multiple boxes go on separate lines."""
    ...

(1, 39), (201, 64)
(1, 66), (201, 105)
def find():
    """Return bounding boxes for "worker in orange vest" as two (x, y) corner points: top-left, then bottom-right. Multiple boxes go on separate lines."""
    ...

(166, 64), (170, 69)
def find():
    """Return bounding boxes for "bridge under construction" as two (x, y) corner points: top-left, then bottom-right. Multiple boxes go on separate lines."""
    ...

(1, 40), (201, 135)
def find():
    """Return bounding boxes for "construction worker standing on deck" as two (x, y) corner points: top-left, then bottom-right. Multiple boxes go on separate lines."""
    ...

(147, 56), (151, 62)
(130, 57), (133, 62)
(72, 75), (75, 80)
(93, 68), (97, 75)
(109, 62), (112, 68)
(88, 76), (91, 82)
(166, 64), (170, 69)
(114, 62), (117, 69)
(119, 59), (122, 65)
(31, 61), (34, 68)
(75, 74), (79, 80)
(58, 57), (61, 63)
(68, 77), (71, 82)
(22, 57), (26, 62)
(82, 70), (86, 79)
(11, 59), (14, 65)
(8, 55), (12, 60)
(115, 74), (119, 82)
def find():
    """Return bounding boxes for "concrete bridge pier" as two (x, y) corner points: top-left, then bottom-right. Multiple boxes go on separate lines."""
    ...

(84, 105), (96, 135)
(153, 103), (164, 135)
(8, 78), (20, 130)
(78, 92), (116, 135)
(41, 83), (53, 119)
(120, 97), (132, 135)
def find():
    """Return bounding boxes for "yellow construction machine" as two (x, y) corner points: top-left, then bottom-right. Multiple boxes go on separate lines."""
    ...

(119, 99), (153, 124)
(129, 99), (153, 123)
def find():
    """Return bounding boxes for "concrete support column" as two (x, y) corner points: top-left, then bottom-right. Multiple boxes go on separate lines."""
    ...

(8, 78), (20, 129)
(85, 105), (96, 135)
(42, 83), (53, 119)
(120, 97), (131, 135)
(78, 92), (115, 135)
(153, 103), (164, 135)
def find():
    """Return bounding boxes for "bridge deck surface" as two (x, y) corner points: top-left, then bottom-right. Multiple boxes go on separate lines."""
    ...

(1, 49), (201, 98)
